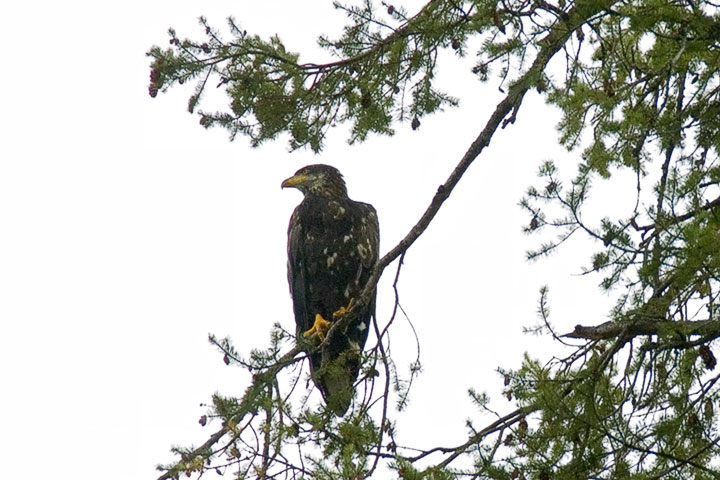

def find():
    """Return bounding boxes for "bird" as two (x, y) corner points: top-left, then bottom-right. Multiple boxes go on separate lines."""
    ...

(282, 164), (379, 416)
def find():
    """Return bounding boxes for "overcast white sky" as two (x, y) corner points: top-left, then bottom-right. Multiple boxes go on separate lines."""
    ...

(0, 2), (627, 478)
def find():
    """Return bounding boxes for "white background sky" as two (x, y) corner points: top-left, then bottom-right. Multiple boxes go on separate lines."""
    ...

(1, 2), (628, 478)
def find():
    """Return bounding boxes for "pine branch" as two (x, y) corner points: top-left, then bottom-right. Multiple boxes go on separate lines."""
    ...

(564, 318), (720, 341)
(156, 345), (303, 480)
(635, 194), (720, 232)
(298, 1), (441, 73)
(402, 406), (530, 465)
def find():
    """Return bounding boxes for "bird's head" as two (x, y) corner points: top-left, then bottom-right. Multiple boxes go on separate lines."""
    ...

(281, 164), (348, 198)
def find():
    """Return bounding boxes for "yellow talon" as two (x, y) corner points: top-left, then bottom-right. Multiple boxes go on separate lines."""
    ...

(303, 313), (332, 340)
(333, 298), (356, 320)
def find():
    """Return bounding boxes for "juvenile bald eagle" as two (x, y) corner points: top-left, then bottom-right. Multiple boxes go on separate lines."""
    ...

(282, 164), (379, 416)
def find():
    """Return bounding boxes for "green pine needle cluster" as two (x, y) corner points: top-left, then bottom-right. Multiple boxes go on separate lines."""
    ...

(152, 1), (720, 479)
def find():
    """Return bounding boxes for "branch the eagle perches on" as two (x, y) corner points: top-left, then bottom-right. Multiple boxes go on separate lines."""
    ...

(156, 2), (617, 478)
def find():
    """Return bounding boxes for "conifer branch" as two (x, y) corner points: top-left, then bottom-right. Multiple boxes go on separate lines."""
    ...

(156, 345), (303, 480)
(635, 194), (720, 232)
(298, 1), (442, 73)
(564, 318), (720, 341)
(400, 406), (530, 465)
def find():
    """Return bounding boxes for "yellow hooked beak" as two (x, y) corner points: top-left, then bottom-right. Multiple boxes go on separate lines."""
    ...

(281, 173), (308, 189)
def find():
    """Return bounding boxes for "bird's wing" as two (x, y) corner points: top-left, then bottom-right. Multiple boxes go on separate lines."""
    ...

(287, 206), (311, 334)
(357, 202), (380, 274)
(347, 201), (379, 341)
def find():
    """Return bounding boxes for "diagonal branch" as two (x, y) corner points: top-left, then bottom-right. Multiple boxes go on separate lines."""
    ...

(326, 0), (617, 344)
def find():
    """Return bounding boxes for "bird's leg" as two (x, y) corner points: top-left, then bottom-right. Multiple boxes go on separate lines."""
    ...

(303, 313), (332, 340)
(333, 298), (356, 320)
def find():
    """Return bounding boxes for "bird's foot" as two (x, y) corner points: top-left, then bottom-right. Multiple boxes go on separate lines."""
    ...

(303, 313), (332, 340)
(333, 298), (356, 320)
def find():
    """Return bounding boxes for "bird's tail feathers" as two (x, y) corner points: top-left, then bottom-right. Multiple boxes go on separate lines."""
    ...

(317, 349), (361, 416)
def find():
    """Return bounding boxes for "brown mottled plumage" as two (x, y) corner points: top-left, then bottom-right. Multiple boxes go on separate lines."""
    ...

(282, 164), (379, 416)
